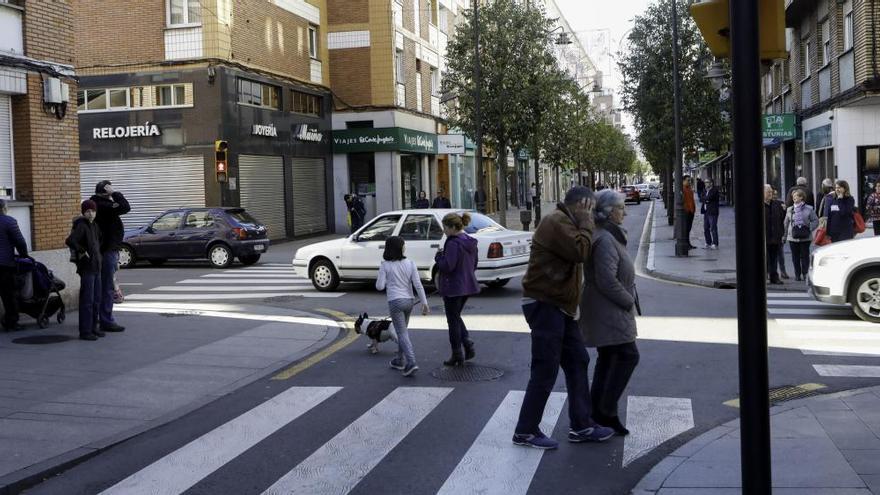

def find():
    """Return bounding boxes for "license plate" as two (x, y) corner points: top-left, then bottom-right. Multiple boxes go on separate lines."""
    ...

(254, 244), (265, 252)
(511, 245), (527, 255)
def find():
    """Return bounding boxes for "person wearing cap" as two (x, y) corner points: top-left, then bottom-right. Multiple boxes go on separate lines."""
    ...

(0, 198), (28, 331)
(90, 180), (130, 333)
(66, 200), (104, 341)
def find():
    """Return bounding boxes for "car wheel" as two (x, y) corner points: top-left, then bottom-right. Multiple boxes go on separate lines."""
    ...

(208, 244), (233, 269)
(148, 259), (167, 267)
(311, 259), (340, 292)
(486, 279), (510, 288)
(848, 269), (880, 324)
(118, 245), (135, 269)
(239, 254), (261, 266)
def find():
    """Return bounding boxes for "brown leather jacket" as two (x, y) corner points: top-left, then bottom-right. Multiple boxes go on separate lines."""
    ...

(522, 203), (593, 316)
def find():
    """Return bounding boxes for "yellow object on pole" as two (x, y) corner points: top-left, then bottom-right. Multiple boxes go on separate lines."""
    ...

(690, 0), (787, 61)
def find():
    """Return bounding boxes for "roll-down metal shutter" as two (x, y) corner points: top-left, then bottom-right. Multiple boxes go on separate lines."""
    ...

(292, 158), (327, 236)
(79, 156), (205, 228)
(0, 95), (13, 196)
(239, 154), (286, 240)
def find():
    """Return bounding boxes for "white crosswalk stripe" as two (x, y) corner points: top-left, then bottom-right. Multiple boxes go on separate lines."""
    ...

(766, 292), (857, 319)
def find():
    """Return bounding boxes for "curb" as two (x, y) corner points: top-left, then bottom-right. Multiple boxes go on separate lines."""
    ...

(0, 308), (351, 495)
(630, 384), (880, 494)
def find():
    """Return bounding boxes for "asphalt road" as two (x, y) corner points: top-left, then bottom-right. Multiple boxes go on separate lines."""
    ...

(24, 202), (880, 495)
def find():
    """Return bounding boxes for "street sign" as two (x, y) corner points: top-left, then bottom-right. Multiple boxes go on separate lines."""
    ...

(761, 113), (796, 140)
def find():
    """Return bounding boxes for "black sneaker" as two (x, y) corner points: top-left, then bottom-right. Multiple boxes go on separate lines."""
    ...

(94, 329), (106, 337)
(402, 364), (419, 377)
(568, 425), (615, 443)
(512, 431), (559, 450)
(79, 334), (98, 341)
(389, 358), (405, 370)
(102, 323), (125, 332)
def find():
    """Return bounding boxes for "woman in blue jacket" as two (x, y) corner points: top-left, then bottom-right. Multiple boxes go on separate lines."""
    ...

(825, 180), (856, 243)
(435, 212), (480, 366)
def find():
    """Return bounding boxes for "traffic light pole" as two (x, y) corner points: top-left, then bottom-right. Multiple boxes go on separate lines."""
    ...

(730, 0), (772, 492)
(671, 0), (689, 257)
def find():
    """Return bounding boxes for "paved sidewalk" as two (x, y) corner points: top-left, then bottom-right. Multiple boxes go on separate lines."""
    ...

(632, 385), (880, 494)
(0, 303), (343, 492)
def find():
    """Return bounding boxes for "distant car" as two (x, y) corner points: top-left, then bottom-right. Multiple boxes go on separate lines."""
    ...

(119, 207), (270, 269)
(634, 184), (651, 200)
(808, 236), (880, 323)
(292, 209), (532, 292)
(620, 186), (641, 205)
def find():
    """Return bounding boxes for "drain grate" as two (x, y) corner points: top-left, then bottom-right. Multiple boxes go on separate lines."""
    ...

(12, 335), (72, 345)
(159, 311), (201, 318)
(768, 384), (825, 404)
(431, 364), (504, 382)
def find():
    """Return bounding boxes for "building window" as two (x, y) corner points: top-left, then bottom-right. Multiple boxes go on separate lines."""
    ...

(168, 0), (201, 26)
(308, 26), (318, 59)
(844, 3), (854, 51)
(292, 90), (322, 116)
(801, 40), (811, 79)
(395, 49), (405, 84)
(237, 79), (280, 110)
(78, 84), (192, 112)
(431, 68), (440, 96)
(819, 19), (830, 66)
(393, 0), (403, 28)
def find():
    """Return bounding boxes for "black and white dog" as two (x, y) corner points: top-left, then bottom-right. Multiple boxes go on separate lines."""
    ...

(354, 313), (398, 354)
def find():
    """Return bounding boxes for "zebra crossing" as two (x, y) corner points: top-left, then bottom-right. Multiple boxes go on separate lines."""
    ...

(125, 263), (347, 301)
(94, 386), (693, 495)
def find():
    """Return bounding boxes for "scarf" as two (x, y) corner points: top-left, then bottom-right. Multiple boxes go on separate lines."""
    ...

(793, 202), (806, 226)
(602, 221), (628, 246)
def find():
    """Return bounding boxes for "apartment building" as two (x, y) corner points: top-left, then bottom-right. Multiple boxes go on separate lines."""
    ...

(74, 0), (334, 239)
(762, 0), (880, 205)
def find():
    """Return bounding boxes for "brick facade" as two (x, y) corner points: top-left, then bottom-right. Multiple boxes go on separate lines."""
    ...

(73, 0), (165, 70)
(328, 0), (369, 24)
(329, 47), (373, 106)
(229, 1), (314, 82)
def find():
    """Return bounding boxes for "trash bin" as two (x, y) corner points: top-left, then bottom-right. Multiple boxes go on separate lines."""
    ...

(519, 210), (532, 231)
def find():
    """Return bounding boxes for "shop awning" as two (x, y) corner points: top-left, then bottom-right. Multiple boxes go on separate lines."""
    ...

(697, 152), (731, 170)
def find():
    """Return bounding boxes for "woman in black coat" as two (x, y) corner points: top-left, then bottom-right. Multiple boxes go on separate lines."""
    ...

(824, 180), (856, 242)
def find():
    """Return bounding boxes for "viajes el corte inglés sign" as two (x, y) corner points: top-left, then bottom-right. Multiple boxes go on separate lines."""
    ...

(332, 127), (438, 154)
(92, 122), (161, 139)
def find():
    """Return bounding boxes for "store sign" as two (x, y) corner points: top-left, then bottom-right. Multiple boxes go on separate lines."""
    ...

(92, 122), (161, 140)
(294, 125), (323, 143)
(762, 113), (796, 140)
(805, 124), (832, 151)
(252, 123), (278, 137)
(332, 127), (438, 154)
(517, 149), (530, 160)
(438, 135), (465, 154)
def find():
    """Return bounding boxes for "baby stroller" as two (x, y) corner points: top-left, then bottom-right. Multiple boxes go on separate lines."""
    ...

(15, 257), (66, 328)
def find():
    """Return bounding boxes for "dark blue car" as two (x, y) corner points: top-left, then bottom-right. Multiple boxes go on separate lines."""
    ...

(119, 207), (270, 269)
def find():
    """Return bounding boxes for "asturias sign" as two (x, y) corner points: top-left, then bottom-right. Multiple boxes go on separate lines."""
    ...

(92, 122), (161, 140)
(761, 113), (796, 140)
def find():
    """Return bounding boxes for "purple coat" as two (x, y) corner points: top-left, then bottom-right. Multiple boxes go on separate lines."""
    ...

(435, 233), (480, 297)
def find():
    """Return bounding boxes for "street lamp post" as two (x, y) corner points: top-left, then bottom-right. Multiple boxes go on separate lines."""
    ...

(474, 0), (484, 212)
(671, 0), (689, 257)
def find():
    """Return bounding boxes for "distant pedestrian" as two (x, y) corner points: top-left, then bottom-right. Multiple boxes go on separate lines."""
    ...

(696, 178), (706, 202)
(528, 183), (537, 211)
(773, 187), (790, 280)
(348, 193), (366, 232)
(66, 200), (104, 341)
(824, 180), (856, 242)
(513, 186), (614, 450)
(0, 198), (28, 332)
(784, 189), (819, 282)
(764, 185), (786, 285)
(435, 212), (480, 367)
(701, 178), (720, 249)
(817, 178), (835, 219)
(415, 191), (430, 209)
(683, 177), (696, 249)
(866, 182), (880, 235)
(90, 180), (130, 334)
(785, 177), (815, 208)
(432, 189), (452, 209)
(474, 188), (487, 213)
(376, 236), (430, 377)
(579, 189), (640, 437)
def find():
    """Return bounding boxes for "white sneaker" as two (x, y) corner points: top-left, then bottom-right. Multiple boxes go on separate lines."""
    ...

(710, 245), (718, 250)
(704, 244), (712, 249)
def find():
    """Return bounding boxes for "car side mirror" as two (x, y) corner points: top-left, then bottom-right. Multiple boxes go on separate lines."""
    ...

(146, 226), (155, 234)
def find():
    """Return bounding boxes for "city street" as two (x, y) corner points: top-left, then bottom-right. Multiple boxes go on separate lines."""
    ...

(14, 202), (880, 495)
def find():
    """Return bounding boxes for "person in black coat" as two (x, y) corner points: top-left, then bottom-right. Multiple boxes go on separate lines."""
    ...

(0, 199), (28, 331)
(348, 194), (366, 231)
(66, 200), (104, 341)
(415, 191), (430, 209)
(785, 177), (815, 208)
(825, 180), (857, 242)
(90, 180), (130, 333)
(432, 189), (452, 209)
(701, 179), (721, 249)
(764, 185), (786, 284)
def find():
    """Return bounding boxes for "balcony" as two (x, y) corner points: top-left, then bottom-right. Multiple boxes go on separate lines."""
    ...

(165, 26), (203, 60)
(840, 51), (855, 92)
(818, 65), (831, 102)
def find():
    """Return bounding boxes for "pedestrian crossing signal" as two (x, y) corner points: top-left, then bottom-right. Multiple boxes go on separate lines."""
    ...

(215, 140), (228, 183)
(690, 0), (787, 62)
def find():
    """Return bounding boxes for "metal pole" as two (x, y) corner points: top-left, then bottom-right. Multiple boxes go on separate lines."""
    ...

(730, 0), (772, 491)
(474, 0), (484, 210)
(672, 0), (689, 256)
(534, 155), (541, 227)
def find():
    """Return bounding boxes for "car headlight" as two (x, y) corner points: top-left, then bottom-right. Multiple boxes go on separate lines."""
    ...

(818, 254), (849, 267)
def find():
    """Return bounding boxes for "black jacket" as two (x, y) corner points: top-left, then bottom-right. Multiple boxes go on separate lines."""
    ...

(0, 214), (28, 267)
(764, 200), (786, 246)
(701, 187), (720, 216)
(825, 195), (856, 241)
(90, 192), (131, 252)
(432, 197), (452, 209)
(414, 199), (430, 209)
(66, 217), (102, 274)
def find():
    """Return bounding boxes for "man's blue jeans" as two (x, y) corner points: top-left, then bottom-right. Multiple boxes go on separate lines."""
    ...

(703, 213), (719, 246)
(99, 250), (119, 327)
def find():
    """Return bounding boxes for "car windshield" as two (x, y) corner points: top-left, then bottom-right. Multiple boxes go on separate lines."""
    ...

(464, 213), (505, 234)
(227, 209), (261, 226)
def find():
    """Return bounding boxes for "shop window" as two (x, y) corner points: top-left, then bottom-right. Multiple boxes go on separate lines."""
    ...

(168, 0), (201, 26)
(238, 79), (280, 110)
(292, 90), (322, 116)
(309, 26), (319, 59)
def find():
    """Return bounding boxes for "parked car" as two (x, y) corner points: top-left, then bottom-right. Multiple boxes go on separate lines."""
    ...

(620, 186), (641, 205)
(119, 207), (269, 269)
(635, 184), (651, 200)
(808, 236), (880, 323)
(292, 209), (532, 292)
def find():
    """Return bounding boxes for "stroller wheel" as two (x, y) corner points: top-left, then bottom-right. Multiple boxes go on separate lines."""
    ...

(38, 316), (50, 329)
(57, 309), (66, 324)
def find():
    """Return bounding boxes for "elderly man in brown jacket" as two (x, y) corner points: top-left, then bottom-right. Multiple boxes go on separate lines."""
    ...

(512, 186), (615, 450)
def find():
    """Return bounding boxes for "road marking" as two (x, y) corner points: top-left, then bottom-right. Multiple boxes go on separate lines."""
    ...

(114, 304), (343, 327)
(225, 269), (298, 274)
(800, 348), (880, 356)
(118, 283), (143, 286)
(623, 396), (693, 468)
(178, 279), (312, 284)
(767, 299), (843, 307)
(767, 292), (812, 299)
(272, 310), (358, 381)
(126, 292), (346, 300)
(437, 391), (566, 495)
(813, 365), (880, 378)
(150, 286), (316, 292)
(768, 308), (853, 316)
(785, 330), (880, 341)
(202, 273), (311, 278)
(774, 318), (876, 328)
(99, 386), (341, 495)
(261, 387), (453, 495)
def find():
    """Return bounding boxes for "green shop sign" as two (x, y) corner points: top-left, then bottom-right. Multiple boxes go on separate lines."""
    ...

(762, 113), (797, 140)
(332, 127), (438, 154)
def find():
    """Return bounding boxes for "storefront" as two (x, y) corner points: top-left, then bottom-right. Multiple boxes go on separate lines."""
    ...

(78, 66), (333, 238)
(762, 113), (798, 197)
(441, 134), (474, 210)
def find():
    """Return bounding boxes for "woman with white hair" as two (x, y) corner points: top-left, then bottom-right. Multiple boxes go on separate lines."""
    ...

(579, 189), (640, 436)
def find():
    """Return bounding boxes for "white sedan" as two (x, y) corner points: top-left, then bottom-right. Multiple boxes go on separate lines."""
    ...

(292, 209), (532, 292)
(809, 235), (880, 323)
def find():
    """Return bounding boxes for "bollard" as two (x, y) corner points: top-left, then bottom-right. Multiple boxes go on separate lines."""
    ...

(519, 209), (532, 231)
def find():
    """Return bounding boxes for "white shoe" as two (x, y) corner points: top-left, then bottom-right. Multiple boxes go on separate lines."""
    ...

(704, 244), (712, 249)
(711, 245), (718, 250)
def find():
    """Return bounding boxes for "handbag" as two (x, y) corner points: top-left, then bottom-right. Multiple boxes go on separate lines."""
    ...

(854, 211), (866, 234)
(814, 226), (831, 246)
(792, 224), (810, 240)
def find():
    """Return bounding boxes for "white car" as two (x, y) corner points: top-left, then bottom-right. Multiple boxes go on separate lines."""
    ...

(292, 209), (532, 292)
(808, 235), (880, 323)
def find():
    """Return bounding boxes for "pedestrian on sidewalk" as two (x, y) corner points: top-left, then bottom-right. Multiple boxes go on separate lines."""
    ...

(824, 179), (856, 243)
(696, 177), (706, 202)
(773, 187), (790, 280)
(376, 236), (430, 377)
(528, 183), (537, 211)
(346, 194), (366, 232)
(66, 200), (104, 341)
(513, 186), (614, 450)
(701, 179), (720, 249)
(432, 189), (452, 209)
(90, 181), (130, 334)
(683, 177), (696, 249)
(764, 185), (786, 285)
(415, 191), (430, 209)
(0, 198), (28, 332)
(579, 189), (640, 437)
(866, 182), (880, 235)
(435, 212), (480, 367)
(785, 177), (815, 208)
(817, 178), (835, 219)
(784, 189), (819, 282)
